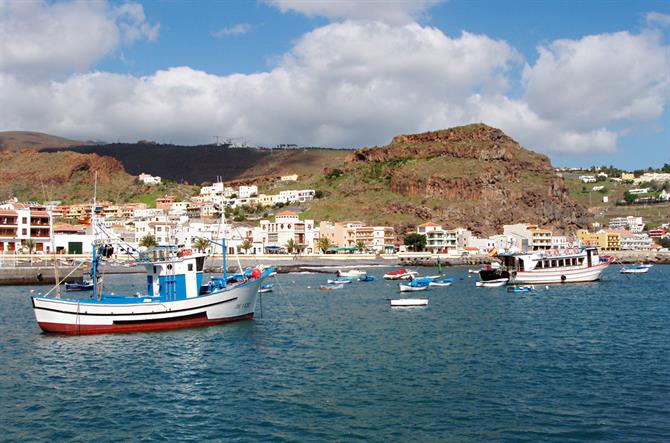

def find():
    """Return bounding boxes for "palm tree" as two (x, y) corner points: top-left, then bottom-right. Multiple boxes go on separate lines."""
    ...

(193, 238), (210, 253)
(316, 237), (333, 253)
(139, 235), (158, 248)
(240, 239), (253, 254)
(285, 238), (297, 254)
(355, 239), (367, 254)
(24, 239), (36, 263)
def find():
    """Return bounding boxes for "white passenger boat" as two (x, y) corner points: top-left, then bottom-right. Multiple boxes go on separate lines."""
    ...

(390, 298), (429, 307)
(399, 282), (429, 292)
(480, 247), (611, 285)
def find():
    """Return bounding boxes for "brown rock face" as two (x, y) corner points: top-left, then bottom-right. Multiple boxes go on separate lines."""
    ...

(344, 123), (588, 235)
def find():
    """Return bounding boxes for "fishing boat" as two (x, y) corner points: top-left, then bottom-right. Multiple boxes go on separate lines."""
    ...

(429, 277), (455, 287)
(383, 268), (419, 280)
(64, 280), (94, 292)
(399, 280), (430, 292)
(31, 189), (271, 335)
(336, 269), (367, 278)
(258, 284), (273, 293)
(359, 275), (375, 282)
(480, 247), (611, 285)
(475, 278), (508, 288)
(320, 283), (344, 291)
(620, 265), (650, 274)
(389, 298), (429, 307)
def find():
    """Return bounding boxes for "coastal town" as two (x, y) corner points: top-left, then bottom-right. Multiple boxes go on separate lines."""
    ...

(1, 169), (668, 261)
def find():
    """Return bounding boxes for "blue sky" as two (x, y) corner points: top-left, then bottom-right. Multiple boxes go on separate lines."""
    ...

(1, 0), (668, 168)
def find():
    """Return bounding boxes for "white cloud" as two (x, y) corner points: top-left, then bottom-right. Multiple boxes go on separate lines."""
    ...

(0, 14), (667, 157)
(522, 30), (670, 131)
(265, 0), (443, 24)
(645, 11), (670, 26)
(211, 23), (253, 38)
(0, 0), (158, 78)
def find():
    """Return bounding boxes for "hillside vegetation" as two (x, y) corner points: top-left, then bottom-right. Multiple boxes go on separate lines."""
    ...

(300, 124), (589, 235)
(0, 150), (195, 204)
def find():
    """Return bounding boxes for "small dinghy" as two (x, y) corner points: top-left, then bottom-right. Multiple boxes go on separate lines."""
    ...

(390, 298), (429, 307)
(507, 285), (534, 293)
(620, 265), (650, 274)
(65, 280), (94, 291)
(429, 277), (455, 287)
(475, 278), (508, 288)
(320, 284), (344, 291)
(337, 269), (367, 278)
(359, 275), (375, 282)
(258, 284), (273, 293)
(327, 278), (352, 284)
(399, 280), (430, 292)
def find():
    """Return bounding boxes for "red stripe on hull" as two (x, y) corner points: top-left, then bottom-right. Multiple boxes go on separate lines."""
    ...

(37, 313), (254, 335)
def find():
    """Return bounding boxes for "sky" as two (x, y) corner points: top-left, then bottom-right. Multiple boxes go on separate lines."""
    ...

(0, 0), (669, 168)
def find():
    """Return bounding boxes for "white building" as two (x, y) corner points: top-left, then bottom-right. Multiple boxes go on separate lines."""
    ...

(503, 224), (553, 251)
(0, 206), (52, 253)
(277, 189), (316, 204)
(633, 172), (670, 184)
(580, 175), (597, 183)
(608, 216), (645, 233)
(259, 210), (318, 253)
(620, 233), (652, 251)
(138, 173), (161, 185)
(280, 174), (299, 182)
(628, 188), (650, 195)
(238, 185), (258, 199)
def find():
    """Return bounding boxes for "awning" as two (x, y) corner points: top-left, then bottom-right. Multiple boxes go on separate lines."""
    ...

(264, 246), (282, 251)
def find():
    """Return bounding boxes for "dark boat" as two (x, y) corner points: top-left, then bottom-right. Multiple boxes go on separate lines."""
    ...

(65, 280), (94, 291)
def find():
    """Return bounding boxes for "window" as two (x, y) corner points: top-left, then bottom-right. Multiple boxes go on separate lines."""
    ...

(22, 217), (27, 224)
(22, 228), (27, 235)
(188, 264), (193, 271)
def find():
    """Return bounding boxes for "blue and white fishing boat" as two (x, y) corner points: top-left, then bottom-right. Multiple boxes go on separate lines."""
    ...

(31, 190), (271, 335)
(399, 279), (430, 292)
(359, 275), (375, 282)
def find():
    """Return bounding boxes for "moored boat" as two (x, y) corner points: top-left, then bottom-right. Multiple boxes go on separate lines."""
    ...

(64, 280), (94, 291)
(399, 280), (430, 292)
(336, 269), (367, 278)
(429, 277), (455, 287)
(620, 265), (650, 274)
(258, 284), (273, 293)
(327, 278), (353, 284)
(383, 268), (419, 280)
(389, 298), (429, 307)
(482, 247), (610, 285)
(359, 274), (375, 282)
(475, 278), (508, 288)
(320, 283), (344, 291)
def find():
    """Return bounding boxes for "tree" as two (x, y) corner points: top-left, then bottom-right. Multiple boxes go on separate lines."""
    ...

(24, 239), (36, 263)
(285, 238), (297, 254)
(355, 239), (367, 253)
(240, 239), (252, 254)
(314, 190), (324, 199)
(140, 235), (157, 248)
(658, 237), (670, 249)
(316, 237), (333, 253)
(623, 191), (637, 204)
(193, 238), (210, 253)
(404, 233), (427, 251)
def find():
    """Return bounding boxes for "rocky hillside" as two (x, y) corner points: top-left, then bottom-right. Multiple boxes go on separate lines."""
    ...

(0, 131), (86, 151)
(304, 124), (589, 235)
(0, 149), (195, 204)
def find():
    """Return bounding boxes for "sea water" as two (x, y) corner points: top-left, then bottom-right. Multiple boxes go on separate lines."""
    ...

(0, 266), (668, 442)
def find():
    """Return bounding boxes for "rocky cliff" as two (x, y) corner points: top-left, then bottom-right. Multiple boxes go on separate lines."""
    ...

(311, 124), (588, 235)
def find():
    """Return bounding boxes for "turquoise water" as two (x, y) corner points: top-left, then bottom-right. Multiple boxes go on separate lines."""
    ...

(1, 266), (668, 442)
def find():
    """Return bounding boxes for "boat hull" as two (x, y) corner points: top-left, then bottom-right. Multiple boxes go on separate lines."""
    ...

(390, 298), (428, 307)
(510, 263), (608, 284)
(32, 277), (263, 335)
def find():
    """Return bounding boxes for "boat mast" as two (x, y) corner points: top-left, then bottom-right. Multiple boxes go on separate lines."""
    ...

(50, 206), (60, 298)
(218, 176), (227, 287)
(91, 172), (100, 300)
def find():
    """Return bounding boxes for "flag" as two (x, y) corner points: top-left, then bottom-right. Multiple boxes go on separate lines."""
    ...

(488, 247), (498, 257)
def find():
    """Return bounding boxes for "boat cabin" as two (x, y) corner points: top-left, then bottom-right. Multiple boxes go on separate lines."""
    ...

(498, 247), (601, 272)
(141, 247), (206, 300)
